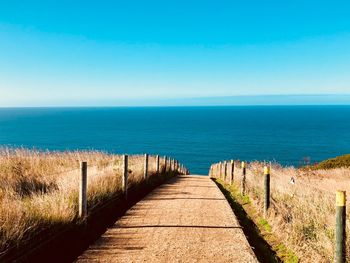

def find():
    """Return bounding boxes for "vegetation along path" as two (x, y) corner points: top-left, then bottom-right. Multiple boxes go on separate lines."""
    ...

(77, 175), (257, 262)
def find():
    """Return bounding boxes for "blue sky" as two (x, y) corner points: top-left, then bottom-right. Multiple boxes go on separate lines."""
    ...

(0, 1), (350, 106)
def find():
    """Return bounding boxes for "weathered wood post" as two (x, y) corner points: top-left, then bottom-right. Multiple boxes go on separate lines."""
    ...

(164, 156), (167, 173)
(241, 161), (246, 195)
(156, 155), (160, 175)
(122, 155), (128, 199)
(335, 190), (346, 263)
(144, 153), (149, 179)
(219, 162), (222, 179)
(79, 161), (87, 218)
(230, 160), (234, 184)
(264, 166), (271, 217)
(224, 161), (227, 182)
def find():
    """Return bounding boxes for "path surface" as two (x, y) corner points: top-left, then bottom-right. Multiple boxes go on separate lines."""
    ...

(76, 175), (257, 263)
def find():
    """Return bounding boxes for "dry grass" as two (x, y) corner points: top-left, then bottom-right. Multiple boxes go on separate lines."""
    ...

(210, 161), (350, 262)
(0, 148), (168, 254)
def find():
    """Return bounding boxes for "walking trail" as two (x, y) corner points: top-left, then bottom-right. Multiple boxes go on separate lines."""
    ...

(76, 175), (257, 262)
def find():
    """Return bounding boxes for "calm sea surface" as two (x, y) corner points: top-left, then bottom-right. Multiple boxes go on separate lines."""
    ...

(0, 106), (349, 174)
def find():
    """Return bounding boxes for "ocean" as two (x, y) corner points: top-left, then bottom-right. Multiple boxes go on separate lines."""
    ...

(0, 106), (349, 174)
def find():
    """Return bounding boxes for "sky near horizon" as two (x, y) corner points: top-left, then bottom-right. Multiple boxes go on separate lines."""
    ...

(1, 1), (350, 106)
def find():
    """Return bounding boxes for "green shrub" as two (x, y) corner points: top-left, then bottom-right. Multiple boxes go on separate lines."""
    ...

(312, 154), (350, 170)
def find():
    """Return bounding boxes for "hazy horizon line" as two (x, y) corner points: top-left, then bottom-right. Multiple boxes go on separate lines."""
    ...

(2, 93), (350, 108)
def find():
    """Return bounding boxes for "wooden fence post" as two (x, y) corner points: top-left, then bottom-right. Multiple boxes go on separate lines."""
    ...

(144, 154), (149, 179)
(79, 161), (87, 218)
(224, 161), (227, 182)
(241, 161), (246, 195)
(156, 155), (160, 175)
(335, 190), (346, 263)
(164, 156), (167, 172)
(122, 155), (128, 199)
(230, 160), (234, 184)
(264, 166), (270, 217)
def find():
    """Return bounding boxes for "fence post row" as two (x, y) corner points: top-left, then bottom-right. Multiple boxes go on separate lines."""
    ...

(79, 161), (87, 218)
(335, 190), (346, 263)
(77, 155), (191, 220)
(210, 160), (349, 262)
(264, 166), (270, 217)
(144, 154), (149, 179)
(123, 155), (128, 199)
(241, 161), (246, 195)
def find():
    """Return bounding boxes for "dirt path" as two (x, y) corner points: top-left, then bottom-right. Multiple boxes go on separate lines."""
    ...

(76, 175), (257, 262)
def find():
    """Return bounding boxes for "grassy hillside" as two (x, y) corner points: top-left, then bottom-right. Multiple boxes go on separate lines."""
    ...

(210, 160), (350, 262)
(312, 154), (350, 169)
(0, 148), (173, 257)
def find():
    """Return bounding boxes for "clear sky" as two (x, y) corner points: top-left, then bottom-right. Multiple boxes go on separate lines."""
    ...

(1, 0), (350, 106)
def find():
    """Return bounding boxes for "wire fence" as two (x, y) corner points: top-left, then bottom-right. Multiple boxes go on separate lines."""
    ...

(209, 160), (349, 262)
(0, 153), (189, 260)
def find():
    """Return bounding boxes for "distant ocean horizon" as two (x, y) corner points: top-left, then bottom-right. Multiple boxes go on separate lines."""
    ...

(0, 105), (349, 174)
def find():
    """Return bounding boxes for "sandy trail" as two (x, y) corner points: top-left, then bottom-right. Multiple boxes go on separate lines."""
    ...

(76, 175), (257, 263)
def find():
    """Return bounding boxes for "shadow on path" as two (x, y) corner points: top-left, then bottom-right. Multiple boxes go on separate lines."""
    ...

(213, 179), (282, 263)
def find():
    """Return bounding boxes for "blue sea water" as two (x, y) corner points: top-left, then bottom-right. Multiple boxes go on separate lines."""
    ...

(0, 106), (349, 174)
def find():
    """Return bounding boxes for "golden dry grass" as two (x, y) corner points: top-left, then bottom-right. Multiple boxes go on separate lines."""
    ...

(210, 161), (350, 262)
(0, 148), (169, 254)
